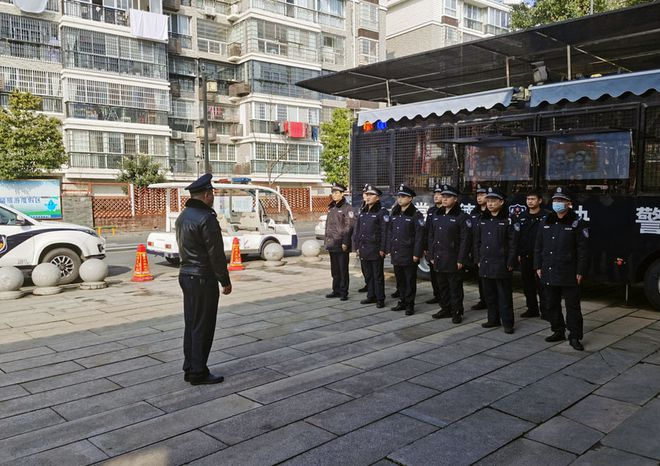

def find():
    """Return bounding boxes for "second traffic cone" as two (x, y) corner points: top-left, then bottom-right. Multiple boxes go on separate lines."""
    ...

(131, 244), (154, 282)
(228, 237), (245, 271)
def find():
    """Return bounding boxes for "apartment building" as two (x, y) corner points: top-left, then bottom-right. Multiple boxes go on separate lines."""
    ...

(0, 0), (386, 187)
(385, 0), (512, 59)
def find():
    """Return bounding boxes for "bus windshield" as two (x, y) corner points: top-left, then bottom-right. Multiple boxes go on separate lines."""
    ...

(464, 139), (531, 183)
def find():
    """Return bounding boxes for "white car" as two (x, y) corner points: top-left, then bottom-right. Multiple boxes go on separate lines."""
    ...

(0, 203), (106, 284)
(315, 214), (326, 240)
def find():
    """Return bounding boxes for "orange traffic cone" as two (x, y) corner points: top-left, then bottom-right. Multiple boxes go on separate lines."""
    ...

(131, 244), (154, 282)
(228, 237), (245, 271)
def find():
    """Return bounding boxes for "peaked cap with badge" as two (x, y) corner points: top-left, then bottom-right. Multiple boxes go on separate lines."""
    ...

(485, 186), (506, 200)
(186, 173), (214, 193)
(331, 182), (347, 192)
(551, 186), (572, 202)
(396, 184), (416, 197)
(363, 184), (382, 196)
(440, 184), (459, 197)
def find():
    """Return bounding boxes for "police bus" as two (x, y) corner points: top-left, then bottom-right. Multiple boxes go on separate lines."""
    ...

(298, 3), (660, 309)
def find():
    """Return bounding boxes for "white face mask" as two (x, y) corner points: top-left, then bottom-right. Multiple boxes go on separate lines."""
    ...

(552, 201), (567, 213)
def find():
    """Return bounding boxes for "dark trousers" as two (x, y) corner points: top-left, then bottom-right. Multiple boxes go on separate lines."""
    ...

(482, 277), (514, 328)
(394, 264), (417, 306)
(436, 271), (464, 315)
(546, 285), (583, 339)
(329, 251), (349, 297)
(361, 259), (369, 286)
(429, 266), (440, 298)
(179, 274), (219, 377)
(363, 257), (385, 302)
(471, 265), (485, 303)
(520, 255), (545, 316)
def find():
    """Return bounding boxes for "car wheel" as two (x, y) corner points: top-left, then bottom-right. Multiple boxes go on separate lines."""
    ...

(643, 258), (660, 311)
(260, 240), (278, 260)
(42, 248), (82, 285)
(165, 256), (180, 266)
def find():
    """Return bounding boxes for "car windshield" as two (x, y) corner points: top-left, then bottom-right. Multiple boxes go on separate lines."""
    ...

(0, 206), (19, 225)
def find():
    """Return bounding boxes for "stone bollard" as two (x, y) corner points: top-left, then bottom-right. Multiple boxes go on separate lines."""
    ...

(263, 242), (285, 267)
(32, 263), (63, 295)
(79, 259), (109, 290)
(301, 239), (322, 262)
(0, 266), (25, 300)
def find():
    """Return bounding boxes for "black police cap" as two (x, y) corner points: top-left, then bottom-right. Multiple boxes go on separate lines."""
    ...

(440, 184), (459, 197)
(331, 182), (347, 192)
(485, 186), (506, 200)
(552, 186), (572, 201)
(476, 184), (488, 194)
(185, 173), (214, 193)
(396, 184), (416, 197)
(363, 184), (382, 196)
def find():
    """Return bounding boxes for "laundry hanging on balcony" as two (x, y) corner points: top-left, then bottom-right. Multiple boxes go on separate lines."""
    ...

(287, 122), (306, 138)
(130, 9), (168, 42)
(14, 0), (48, 13)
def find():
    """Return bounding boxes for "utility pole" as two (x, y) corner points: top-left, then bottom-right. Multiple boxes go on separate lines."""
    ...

(199, 63), (211, 174)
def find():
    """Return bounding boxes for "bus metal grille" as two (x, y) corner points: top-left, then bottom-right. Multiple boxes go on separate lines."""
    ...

(643, 105), (660, 192)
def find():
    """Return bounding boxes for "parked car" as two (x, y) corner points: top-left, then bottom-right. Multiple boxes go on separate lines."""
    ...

(315, 214), (326, 240)
(0, 203), (106, 284)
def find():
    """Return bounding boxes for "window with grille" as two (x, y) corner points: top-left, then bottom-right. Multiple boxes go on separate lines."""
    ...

(246, 61), (320, 99)
(359, 2), (378, 31)
(444, 0), (456, 17)
(357, 38), (378, 65)
(64, 78), (169, 111)
(463, 4), (484, 32)
(209, 144), (236, 161)
(68, 130), (168, 156)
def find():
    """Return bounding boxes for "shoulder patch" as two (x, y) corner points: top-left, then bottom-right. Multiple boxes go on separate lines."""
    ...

(348, 211), (354, 218)
(583, 228), (589, 238)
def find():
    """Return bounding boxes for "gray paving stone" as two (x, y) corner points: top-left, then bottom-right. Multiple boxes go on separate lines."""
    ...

(306, 382), (437, 435)
(1, 343), (127, 373)
(150, 335), (257, 362)
(482, 333), (555, 362)
(561, 348), (643, 385)
(0, 361), (85, 388)
(571, 446), (658, 466)
(645, 350), (660, 365)
(410, 354), (509, 392)
(611, 332), (660, 358)
(0, 384), (28, 402)
(492, 373), (595, 423)
(342, 341), (437, 371)
(403, 377), (520, 427)
(282, 414), (437, 466)
(488, 350), (580, 386)
(0, 346), (54, 365)
(267, 341), (377, 376)
(476, 438), (576, 466)
(100, 430), (225, 466)
(388, 408), (533, 466)
(221, 330), (327, 357)
(9, 440), (108, 466)
(239, 363), (362, 404)
(190, 422), (335, 466)
(0, 402), (162, 463)
(413, 336), (502, 366)
(202, 388), (351, 445)
(562, 395), (640, 433)
(291, 329), (382, 353)
(90, 394), (259, 456)
(594, 362), (660, 404)
(0, 408), (64, 440)
(601, 398), (660, 459)
(594, 316), (653, 336)
(526, 415), (603, 454)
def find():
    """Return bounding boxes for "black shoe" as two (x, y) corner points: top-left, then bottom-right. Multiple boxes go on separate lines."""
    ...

(339, 296), (348, 301)
(569, 338), (584, 351)
(504, 327), (514, 334)
(426, 297), (440, 304)
(326, 292), (340, 298)
(391, 290), (401, 298)
(432, 310), (452, 319)
(405, 306), (415, 316)
(545, 331), (566, 342)
(184, 373), (190, 382)
(376, 301), (385, 309)
(520, 310), (540, 318)
(471, 301), (487, 310)
(452, 314), (462, 324)
(391, 302), (406, 311)
(481, 322), (501, 328)
(189, 373), (225, 385)
(360, 298), (376, 305)
(358, 286), (368, 293)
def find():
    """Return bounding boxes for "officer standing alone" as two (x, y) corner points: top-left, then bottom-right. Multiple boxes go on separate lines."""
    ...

(354, 184), (388, 308)
(324, 182), (353, 301)
(427, 185), (472, 323)
(176, 173), (232, 385)
(388, 184), (425, 315)
(535, 187), (590, 351)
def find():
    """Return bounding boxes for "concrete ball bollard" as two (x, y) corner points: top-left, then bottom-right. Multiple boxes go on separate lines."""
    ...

(32, 263), (63, 296)
(79, 259), (109, 290)
(301, 239), (322, 262)
(263, 242), (285, 267)
(0, 266), (25, 300)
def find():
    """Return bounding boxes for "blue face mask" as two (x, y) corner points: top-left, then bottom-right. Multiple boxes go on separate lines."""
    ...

(552, 201), (567, 213)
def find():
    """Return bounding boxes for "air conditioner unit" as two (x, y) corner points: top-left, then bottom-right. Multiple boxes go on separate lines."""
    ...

(228, 82), (250, 98)
(204, 5), (216, 17)
(171, 82), (181, 97)
(206, 81), (218, 93)
(163, 0), (180, 10)
(228, 42), (242, 58)
(168, 38), (182, 54)
(171, 130), (182, 139)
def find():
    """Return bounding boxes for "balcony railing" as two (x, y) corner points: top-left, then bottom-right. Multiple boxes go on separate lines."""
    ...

(69, 153), (170, 170)
(485, 24), (508, 36)
(66, 103), (168, 125)
(64, 52), (168, 80)
(169, 32), (193, 49)
(321, 47), (344, 66)
(251, 160), (319, 175)
(464, 18), (483, 32)
(1, 94), (62, 113)
(197, 38), (228, 56)
(248, 38), (318, 63)
(0, 41), (61, 63)
(64, 0), (129, 26)
(318, 12), (344, 29)
(210, 161), (235, 174)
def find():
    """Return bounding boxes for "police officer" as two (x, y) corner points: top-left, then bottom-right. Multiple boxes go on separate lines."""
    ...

(517, 189), (550, 319)
(427, 184), (472, 323)
(388, 184), (425, 315)
(354, 184), (388, 308)
(358, 187), (370, 294)
(469, 184), (489, 310)
(474, 187), (519, 334)
(535, 187), (589, 351)
(324, 182), (353, 301)
(423, 184), (443, 304)
(176, 173), (232, 385)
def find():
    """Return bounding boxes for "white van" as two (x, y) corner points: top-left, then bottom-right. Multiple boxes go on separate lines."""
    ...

(0, 203), (106, 284)
(146, 182), (298, 263)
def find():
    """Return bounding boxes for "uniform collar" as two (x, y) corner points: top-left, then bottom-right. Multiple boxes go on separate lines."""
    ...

(391, 203), (417, 216)
(482, 208), (508, 220)
(185, 198), (214, 212)
(442, 204), (462, 216)
(362, 201), (381, 213)
(329, 197), (346, 208)
(546, 209), (578, 224)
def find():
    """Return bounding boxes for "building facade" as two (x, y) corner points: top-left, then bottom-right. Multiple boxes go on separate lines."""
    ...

(0, 0), (386, 187)
(385, 0), (512, 59)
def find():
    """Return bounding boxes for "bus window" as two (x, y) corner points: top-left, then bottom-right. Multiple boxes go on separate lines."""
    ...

(463, 139), (532, 193)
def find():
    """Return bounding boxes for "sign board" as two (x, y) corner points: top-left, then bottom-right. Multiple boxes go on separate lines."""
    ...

(0, 179), (62, 219)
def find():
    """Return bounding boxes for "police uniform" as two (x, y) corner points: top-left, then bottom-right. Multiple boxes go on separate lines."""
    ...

(427, 185), (472, 323)
(516, 194), (550, 318)
(534, 187), (589, 350)
(423, 184), (442, 304)
(388, 185), (425, 315)
(353, 185), (388, 307)
(474, 187), (519, 333)
(176, 173), (230, 385)
(324, 182), (353, 300)
(469, 184), (489, 310)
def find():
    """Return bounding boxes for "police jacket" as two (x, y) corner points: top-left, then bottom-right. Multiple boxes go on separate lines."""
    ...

(427, 204), (472, 273)
(353, 201), (388, 261)
(469, 205), (488, 265)
(474, 208), (519, 279)
(175, 198), (231, 287)
(387, 203), (425, 266)
(533, 209), (589, 287)
(324, 197), (353, 252)
(517, 208), (550, 257)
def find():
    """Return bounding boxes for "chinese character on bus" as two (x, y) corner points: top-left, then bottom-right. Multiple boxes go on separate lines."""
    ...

(636, 207), (660, 235)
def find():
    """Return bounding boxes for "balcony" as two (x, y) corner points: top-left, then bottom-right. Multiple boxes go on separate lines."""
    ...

(0, 41), (61, 63)
(64, 0), (129, 26)
(1, 94), (62, 113)
(251, 160), (319, 175)
(485, 24), (508, 36)
(197, 38), (228, 56)
(250, 39), (318, 63)
(321, 47), (344, 66)
(66, 103), (169, 125)
(207, 104), (238, 122)
(463, 18), (483, 33)
(169, 33), (192, 52)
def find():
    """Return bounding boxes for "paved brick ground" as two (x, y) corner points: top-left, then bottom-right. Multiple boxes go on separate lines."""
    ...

(1, 255), (659, 465)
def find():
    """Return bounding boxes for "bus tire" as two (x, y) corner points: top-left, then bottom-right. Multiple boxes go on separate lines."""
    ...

(643, 259), (660, 311)
(417, 257), (431, 281)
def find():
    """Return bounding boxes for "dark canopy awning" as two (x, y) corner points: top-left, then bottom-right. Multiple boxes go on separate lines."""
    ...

(298, 2), (660, 104)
